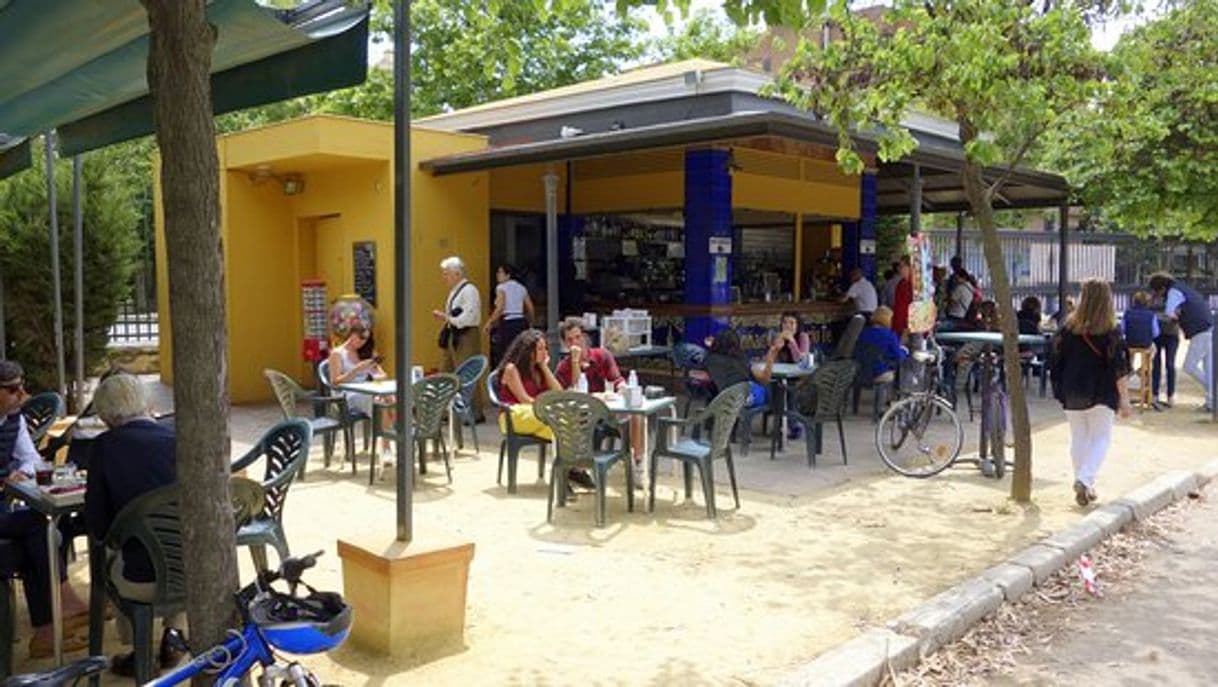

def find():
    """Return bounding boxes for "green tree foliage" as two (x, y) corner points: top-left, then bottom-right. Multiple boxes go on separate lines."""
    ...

(642, 0), (1107, 502)
(0, 143), (142, 392)
(1046, 0), (1218, 239)
(651, 8), (762, 64)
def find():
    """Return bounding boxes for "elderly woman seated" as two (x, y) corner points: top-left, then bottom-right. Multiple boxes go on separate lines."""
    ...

(84, 373), (184, 677)
(854, 306), (909, 384)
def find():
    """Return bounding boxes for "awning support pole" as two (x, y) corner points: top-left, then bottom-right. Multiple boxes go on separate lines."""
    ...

(393, 0), (414, 543)
(955, 212), (964, 261)
(1057, 205), (1068, 323)
(72, 155), (85, 411)
(909, 163), (922, 236)
(544, 171), (559, 335)
(45, 132), (66, 398)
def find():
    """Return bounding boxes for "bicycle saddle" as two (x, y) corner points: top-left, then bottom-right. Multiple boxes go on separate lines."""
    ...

(1, 656), (108, 687)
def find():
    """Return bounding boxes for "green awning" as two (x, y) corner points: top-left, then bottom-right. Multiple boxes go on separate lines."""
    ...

(0, 0), (369, 177)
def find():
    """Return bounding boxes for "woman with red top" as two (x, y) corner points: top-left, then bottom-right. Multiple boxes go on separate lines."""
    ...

(891, 256), (913, 338)
(496, 329), (563, 440)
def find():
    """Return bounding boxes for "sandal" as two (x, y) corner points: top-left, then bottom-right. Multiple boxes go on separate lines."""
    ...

(29, 630), (88, 659)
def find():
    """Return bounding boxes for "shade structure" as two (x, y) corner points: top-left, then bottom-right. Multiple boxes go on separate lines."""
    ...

(0, 0), (370, 178)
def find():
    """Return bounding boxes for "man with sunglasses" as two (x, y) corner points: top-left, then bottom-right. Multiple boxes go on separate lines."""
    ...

(0, 360), (90, 657)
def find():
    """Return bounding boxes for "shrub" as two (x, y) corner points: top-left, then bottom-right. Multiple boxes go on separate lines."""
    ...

(0, 142), (142, 394)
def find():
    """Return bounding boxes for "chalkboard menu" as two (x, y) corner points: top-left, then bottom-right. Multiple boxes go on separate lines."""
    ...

(353, 241), (376, 306)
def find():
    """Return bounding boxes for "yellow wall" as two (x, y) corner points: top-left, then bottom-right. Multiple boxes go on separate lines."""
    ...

(156, 116), (489, 404)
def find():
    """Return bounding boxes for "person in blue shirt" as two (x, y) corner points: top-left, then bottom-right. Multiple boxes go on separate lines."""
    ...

(1121, 291), (1160, 349)
(1149, 273), (1214, 411)
(854, 306), (909, 383)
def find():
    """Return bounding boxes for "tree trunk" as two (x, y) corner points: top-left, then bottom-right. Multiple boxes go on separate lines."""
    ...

(959, 157), (1034, 502)
(142, 0), (239, 675)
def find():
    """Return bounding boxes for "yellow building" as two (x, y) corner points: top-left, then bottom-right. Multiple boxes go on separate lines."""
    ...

(155, 115), (489, 403)
(156, 60), (1067, 402)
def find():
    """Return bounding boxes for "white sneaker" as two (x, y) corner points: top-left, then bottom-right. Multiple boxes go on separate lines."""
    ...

(632, 462), (646, 490)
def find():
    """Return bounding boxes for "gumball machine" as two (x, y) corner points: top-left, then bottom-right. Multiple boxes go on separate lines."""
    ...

(329, 293), (376, 341)
(301, 280), (330, 381)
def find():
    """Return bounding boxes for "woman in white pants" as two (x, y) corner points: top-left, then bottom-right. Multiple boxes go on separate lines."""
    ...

(1050, 279), (1132, 506)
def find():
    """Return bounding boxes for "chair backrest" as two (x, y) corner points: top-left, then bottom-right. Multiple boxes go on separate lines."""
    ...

(672, 342), (708, 370)
(21, 391), (65, 444)
(485, 369), (505, 409)
(413, 374), (461, 438)
(263, 369), (305, 419)
(232, 419), (311, 523)
(316, 359), (333, 393)
(702, 382), (751, 456)
(533, 391), (611, 466)
(454, 355), (489, 409)
(952, 342), (985, 390)
(831, 315), (866, 361)
(811, 359), (859, 418)
(851, 338), (886, 386)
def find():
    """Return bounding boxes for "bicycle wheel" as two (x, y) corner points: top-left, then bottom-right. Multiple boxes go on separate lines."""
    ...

(877, 394), (963, 478)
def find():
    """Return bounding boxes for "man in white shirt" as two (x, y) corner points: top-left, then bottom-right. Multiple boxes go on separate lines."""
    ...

(841, 267), (878, 317)
(433, 256), (484, 417)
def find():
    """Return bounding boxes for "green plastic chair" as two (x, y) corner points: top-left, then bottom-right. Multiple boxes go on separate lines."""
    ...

(264, 368), (349, 480)
(372, 374), (461, 485)
(533, 391), (633, 527)
(783, 360), (859, 467)
(230, 419), (312, 572)
(96, 479), (264, 683)
(20, 391), (65, 446)
(487, 370), (548, 494)
(451, 355), (488, 453)
(648, 382), (751, 518)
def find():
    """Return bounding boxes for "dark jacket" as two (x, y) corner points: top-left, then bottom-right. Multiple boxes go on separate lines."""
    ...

(85, 419), (176, 583)
(1122, 308), (1157, 348)
(1170, 282), (1213, 339)
(1051, 328), (1130, 412)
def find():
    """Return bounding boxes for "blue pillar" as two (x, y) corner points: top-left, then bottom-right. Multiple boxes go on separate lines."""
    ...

(858, 172), (878, 282)
(683, 149), (733, 343)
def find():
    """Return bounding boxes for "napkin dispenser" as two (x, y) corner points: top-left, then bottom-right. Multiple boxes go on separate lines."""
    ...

(643, 385), (665, 399)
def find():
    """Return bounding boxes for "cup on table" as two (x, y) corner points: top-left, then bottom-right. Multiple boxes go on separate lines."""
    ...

(411, 365), (425, 383)
(627, 386), (644, 409)
(34, 462), (54, 486)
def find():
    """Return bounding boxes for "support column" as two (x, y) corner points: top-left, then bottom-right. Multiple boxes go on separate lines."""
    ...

(45, 132), (66, 397)
(543, 172), (559, 335)
(909, 163), (922, 236)
(683, 149), (732, 343)
(955, 212), (965, 261)
(72, 156), (84, 411)
(793, 214), (804, 301)
(1057, 204), (1069, 323)
(858, 171), (878, 282)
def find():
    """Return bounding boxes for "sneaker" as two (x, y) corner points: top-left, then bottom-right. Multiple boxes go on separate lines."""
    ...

(1166, 396), (1175, 408)
(1073, 480), (1089, 507)
(567, 468), (597, 491)
(632, 462), (646, 490)
(1086, 486), (1099, 504)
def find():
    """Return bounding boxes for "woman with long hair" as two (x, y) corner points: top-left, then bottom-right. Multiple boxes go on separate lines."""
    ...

(327, 324), (387, 417)
(496, 328), (563, 441)
(1050, 279), (1132, 506)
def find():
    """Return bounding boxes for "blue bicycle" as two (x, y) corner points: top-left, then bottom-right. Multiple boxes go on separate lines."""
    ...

(3, 551), (349, 687)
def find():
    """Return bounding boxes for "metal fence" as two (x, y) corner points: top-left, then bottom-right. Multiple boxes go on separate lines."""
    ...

(107, 299), (159, 345)
(927, 230), (1218, 314)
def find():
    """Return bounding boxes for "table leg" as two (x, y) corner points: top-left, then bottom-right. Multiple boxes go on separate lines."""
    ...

(47, 513), (62, 665)
(449, 406), (457, 461)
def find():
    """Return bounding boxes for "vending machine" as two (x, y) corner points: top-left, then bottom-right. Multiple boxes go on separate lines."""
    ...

(301, 279), (329, 369)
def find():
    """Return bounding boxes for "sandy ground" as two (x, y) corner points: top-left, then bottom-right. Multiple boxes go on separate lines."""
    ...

(9, 360), (1218, 685)
(998, 483), (1218, 687)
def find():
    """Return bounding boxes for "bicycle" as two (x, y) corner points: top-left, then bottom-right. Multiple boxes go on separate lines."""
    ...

(4, 551), (349, 687)
(876, 340), (965, 478)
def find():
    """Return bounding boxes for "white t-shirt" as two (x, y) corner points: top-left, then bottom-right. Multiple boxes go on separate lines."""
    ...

(445, 279), (481, 329)
(845, 278), (878, 313)
(497, 279), (528, 320)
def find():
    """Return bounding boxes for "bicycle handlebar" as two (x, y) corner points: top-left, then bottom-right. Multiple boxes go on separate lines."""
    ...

(258, 550), (323, 589)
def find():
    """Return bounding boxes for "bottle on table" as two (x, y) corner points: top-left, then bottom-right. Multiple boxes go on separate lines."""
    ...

(576, 372), (589, 394)
(627, 370), (638, 388)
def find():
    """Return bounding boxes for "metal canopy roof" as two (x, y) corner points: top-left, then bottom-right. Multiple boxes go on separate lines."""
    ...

(0, 0), (369, 178)
(419, 110), (1070, 214)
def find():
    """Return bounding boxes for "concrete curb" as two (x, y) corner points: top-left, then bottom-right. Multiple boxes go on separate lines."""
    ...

(779, 465), (1217, 686)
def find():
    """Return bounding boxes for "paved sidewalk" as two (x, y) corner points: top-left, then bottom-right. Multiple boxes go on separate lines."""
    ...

(1001, 483), (1218, 686)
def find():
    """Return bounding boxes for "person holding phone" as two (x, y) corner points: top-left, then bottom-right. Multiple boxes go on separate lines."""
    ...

(328, 324), (387, 418)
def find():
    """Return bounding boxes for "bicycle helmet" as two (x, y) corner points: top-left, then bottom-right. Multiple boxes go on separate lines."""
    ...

(250, 591), (352, 654)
